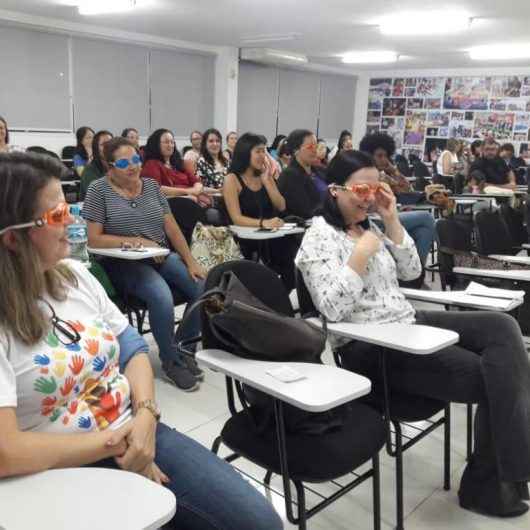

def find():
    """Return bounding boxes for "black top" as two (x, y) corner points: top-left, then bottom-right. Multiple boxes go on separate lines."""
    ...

(277, 159), (321, 220)
(234, 174), (274, 220)
(469, 157), (511, 186)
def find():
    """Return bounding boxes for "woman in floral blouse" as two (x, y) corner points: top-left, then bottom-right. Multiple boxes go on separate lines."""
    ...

(296, 149), (530, 519)
(196, 128), (229, 191)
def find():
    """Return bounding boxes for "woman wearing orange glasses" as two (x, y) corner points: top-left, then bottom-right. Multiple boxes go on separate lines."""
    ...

(82, 137), (206, 393)
(0, 151), (283, 530)
(296, 149), (530, 519)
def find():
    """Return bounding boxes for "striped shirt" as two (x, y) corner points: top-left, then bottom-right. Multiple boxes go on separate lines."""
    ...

(82, 177), (170, 247)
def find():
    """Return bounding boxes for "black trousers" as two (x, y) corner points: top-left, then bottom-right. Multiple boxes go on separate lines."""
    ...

(337, 311), (530, 491)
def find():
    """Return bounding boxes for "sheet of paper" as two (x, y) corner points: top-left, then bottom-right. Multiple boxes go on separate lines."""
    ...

(465, 281), (524, 300)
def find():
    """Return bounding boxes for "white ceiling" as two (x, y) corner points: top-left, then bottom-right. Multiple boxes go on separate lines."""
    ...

(2, 0), (530, 70)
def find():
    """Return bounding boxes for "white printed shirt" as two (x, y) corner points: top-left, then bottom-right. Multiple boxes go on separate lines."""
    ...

(295, 216), (421, 346)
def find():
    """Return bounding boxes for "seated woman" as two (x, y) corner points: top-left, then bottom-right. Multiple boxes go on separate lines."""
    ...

(0, 115), (24, 153)
(0, 151), (283, 530)
(141, 129), (212, 207)
(83, 138), (206, 392)
(327, 129), (353, 162)
(278, 129), (322, 220)
(196, 128), (229, 191)
(223, 132), (298, 291)
(360, 132), (435, 271)
(223, 131), (238, 163)
(72, 126), (95, 176)
(121, 127), (141, 151)
(296, 149), (530, 519)
(276, 139), (291, 172)
(80, 130), (113, 200)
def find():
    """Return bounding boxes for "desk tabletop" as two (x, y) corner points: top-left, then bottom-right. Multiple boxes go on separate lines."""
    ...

(88, 247), (170, 260)
(0, 467), (176, 530)
(307, 318), (459, 355)
(196, 349), (371, 412)
(401, 287), (523, 312)
(488, 254), (530, 266)
(454, 266), (530, 282)
(229, 225), (305, 241)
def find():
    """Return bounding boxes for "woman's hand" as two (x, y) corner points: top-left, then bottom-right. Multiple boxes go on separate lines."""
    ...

(355, 231), (382, 259)
(187, 260), (206, 281)
(260, 156), (275, 185)
(114, 411), (157, 474)
(262, 217), (284, 229)
(140, 462), (170, 486)
(375, 182), (398, 222)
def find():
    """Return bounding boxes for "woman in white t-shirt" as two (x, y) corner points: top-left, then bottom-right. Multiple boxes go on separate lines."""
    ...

(436, 138), (460, 177)
(0, 152), (283, 530)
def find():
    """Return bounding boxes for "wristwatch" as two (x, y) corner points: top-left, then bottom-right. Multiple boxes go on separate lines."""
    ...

(136, 399), (161, 422)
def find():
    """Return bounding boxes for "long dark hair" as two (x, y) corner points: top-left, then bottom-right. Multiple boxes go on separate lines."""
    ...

(75, 126), (95, 161)
(320, 150), (375, 230)
(337, 130), (352, 151)
(200, 128), (228, 167)
(91, 130), (114, 173)
(0, 116), (9, 144)
(229, 133), (266, 177)
(270, 134), (286, 152)
(144, 128), (185, 172)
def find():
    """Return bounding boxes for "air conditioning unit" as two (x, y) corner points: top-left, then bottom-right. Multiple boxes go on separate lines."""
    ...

(239, 48), (308, 66)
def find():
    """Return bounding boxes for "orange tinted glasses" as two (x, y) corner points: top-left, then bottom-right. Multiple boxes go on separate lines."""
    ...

(0, 202), (72, 235)
(330, 183), (383, 199)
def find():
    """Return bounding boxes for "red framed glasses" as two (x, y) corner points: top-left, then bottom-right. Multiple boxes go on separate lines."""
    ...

(0, 202), (72, 235)
(330, 183), (384, 199)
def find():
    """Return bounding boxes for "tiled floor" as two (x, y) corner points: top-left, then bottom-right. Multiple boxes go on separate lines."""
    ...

(146, 280), (530, 530)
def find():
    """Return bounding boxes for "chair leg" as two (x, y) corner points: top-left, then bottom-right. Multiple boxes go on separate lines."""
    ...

(444, 405), (451, 491)
(466, 403), (473, 462)
(293, 480), (307, 530)
(372, 454), (381, 530)
(211, 436), (222, 455)
(394, 421), (405, 530)
(264, 470), (273, 486)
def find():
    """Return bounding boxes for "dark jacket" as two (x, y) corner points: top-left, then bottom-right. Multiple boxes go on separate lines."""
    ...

(80, 160), (106, 200)
(277, 159), (321, 220)
(469, 157), (511, 186)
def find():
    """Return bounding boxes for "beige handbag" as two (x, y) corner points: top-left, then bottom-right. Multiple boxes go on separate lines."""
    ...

(191, 222), (243, 271)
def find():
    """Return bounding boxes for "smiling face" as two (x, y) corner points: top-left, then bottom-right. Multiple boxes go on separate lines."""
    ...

(28, 179), (73, 271)
(206, 132), (221, 158)
(82, 129), (94, 151)
(227, 133), (238, 150)
(108, 145), (142, 183)
(334, 167), (380, 225)
(296, 134), (318, 166)
(126, 129), (139, 148)
(191, 132), (202, 151)
(159, 132), (176, 160)
(249, 144), (267, 173)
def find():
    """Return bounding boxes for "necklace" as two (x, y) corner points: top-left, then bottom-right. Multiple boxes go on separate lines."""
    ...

(109, 177), (141, 207)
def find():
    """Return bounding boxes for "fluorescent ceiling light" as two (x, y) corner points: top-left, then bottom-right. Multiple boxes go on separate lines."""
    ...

(77, 0), (136, 15)
(341, 51), (398, 64)
(377, 10), (471, 35)
(469, 43), (530, 61)
(241, 33), (301, 44)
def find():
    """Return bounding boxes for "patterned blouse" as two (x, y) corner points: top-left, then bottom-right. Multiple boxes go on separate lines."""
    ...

(196, 156), (228, 189)
(295, 216), (421, 346)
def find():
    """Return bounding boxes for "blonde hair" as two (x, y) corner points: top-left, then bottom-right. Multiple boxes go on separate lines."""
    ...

(0, 152), (77, 345)
(446, 138), (460, 153)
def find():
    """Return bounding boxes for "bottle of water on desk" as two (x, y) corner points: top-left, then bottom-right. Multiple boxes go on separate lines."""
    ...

(67, 204), (89, 264)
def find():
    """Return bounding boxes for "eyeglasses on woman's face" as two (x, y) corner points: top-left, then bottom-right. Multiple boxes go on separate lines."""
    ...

(0, 202), (73, 235)
(112, 154), (142, 170)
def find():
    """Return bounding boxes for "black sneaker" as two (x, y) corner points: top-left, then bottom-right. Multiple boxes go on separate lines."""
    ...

(162, 361), (199, 392)
(183, 355), (205, 381)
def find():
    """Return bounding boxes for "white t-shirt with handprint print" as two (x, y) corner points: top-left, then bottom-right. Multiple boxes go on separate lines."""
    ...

(0, 260), (132, 433)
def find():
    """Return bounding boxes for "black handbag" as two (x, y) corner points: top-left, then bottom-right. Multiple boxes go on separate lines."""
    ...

(195, 271), (326, 363)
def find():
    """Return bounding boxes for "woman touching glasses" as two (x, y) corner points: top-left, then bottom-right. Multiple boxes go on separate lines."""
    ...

(82, 138), (206, 392)
(0, 152), (283, 530)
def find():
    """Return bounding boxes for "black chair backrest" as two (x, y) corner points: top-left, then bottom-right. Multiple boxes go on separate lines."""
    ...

(167, 197), (207, 246)
(201, 260), (294, 350)
(395, 154), (412, 177)
(411, 160), (431, 178)
(474, 210), (514, 256)
(61, 145), (76, 159)
(27, 146), (49, 155)
(500, 204), (528, 247)
(295, 268), (317, 317)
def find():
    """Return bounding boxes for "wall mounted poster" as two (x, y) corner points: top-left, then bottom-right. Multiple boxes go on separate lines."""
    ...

(365, 73), (530, 159)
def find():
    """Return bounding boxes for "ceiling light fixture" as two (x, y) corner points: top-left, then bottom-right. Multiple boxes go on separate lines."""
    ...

(469, 43), (530, 61)
(341, 51), (398, 64)
(240, 48), (308, 65)
(377, 10), (471, 36)
(241, 33), (301, 44)
(77, 0), (136, 16)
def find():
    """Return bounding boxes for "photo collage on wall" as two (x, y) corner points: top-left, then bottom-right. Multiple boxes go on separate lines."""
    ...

(366, 75), (530, 161)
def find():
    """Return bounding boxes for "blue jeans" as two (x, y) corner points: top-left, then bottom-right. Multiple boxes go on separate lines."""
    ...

(104, 253), (204, 366)
(93, 422), (283, 530)
(398, 211), (435, 265)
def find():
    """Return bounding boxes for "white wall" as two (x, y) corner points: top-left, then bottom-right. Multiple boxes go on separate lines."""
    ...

(352, 65), (530, 149)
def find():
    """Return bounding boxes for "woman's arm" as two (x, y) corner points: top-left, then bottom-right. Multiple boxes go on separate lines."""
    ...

(87, 222), (159, 249)
(159, 185), (199, 199)
(262, 171), (286, 212)
(0, 407), (128, 478)
(441, 152), (454, 176)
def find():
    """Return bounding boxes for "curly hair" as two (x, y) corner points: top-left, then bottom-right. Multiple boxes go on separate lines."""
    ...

(359, 132), (396, 157)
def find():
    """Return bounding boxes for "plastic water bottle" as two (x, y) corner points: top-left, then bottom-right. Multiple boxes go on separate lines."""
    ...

(67, 204), (89, 264)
